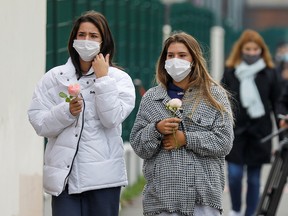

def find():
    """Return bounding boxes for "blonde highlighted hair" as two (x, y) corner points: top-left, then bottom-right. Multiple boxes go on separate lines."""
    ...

(156, 31), (232, 116)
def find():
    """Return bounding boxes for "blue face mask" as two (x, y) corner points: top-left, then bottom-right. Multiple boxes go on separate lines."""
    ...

(242, 53), (261, 65)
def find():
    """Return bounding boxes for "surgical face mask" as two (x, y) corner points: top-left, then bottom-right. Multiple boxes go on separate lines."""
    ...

(242, 53), (261, 65)
(73, 40), (101, 61)
(165, 58), (192, 82)
(282, 53), (288, 62)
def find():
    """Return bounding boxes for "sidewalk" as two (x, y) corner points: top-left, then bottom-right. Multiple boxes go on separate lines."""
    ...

(119, 164), (288, 216)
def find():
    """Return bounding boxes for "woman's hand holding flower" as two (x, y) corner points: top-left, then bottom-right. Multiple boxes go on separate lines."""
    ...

(156, 117), (181, 135)
(162, 131), (186, 150)
(156, 117), (184, 150)
(59, 83), (82, 116)
(69, 96), (83, 116)
(161, 98), (183, 149)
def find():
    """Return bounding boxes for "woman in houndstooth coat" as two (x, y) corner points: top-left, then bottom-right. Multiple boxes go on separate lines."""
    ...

(130, 32), (234, 216)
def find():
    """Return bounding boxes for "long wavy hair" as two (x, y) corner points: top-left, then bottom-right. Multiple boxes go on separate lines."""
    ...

(225, 29), (274, 68)
(156, 31), (232, 116)
(67, 10), (115, 77)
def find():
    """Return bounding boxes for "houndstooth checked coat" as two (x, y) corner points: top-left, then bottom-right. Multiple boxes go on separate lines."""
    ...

(130, 84), (234, 216)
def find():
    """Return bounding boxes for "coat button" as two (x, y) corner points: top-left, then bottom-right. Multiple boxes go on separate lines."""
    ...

(60, 72), (63, 75)
(86, 81), (89, 84)
(75, 134), (78, 137)
(67, 165), (70, 168)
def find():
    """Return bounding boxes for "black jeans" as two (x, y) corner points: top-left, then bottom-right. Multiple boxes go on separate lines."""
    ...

(52, 185), (121, 216)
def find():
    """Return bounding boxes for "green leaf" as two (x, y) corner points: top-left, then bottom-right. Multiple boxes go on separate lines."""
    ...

(59, 92), (68, 98)
(66, 98), (71, 102)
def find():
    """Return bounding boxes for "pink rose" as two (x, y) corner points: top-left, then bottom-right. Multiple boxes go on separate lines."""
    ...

(59, 83), (81, 102)
(68, 83), (81, 97)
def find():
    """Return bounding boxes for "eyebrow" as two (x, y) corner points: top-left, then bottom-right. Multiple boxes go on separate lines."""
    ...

(78, 31), (100, 35)
(167, 51), (188, 54)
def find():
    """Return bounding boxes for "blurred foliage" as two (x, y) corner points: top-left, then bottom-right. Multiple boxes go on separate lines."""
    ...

(120, 175), (146, 207)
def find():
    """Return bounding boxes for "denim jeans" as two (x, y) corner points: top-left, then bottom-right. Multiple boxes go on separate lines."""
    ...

(227, 162), (261, 216)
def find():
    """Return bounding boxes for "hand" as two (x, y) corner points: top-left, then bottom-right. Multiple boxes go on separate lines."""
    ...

(280, 119), (288, 128)
(156, 117), (181, 135)
(279, 114), (288, 128)
(69, 96), (83, 116)
(92, 53), (109, 78)
(162, 131), (186, 150)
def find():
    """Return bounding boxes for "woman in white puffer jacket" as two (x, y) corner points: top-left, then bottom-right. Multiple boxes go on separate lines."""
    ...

(28, 10), (135, 216)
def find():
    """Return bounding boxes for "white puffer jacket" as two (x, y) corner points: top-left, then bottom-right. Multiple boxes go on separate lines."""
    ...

(28, 58), (135, 196)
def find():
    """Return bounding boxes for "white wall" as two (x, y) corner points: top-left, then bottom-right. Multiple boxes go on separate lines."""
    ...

(0, 1), (46, 215)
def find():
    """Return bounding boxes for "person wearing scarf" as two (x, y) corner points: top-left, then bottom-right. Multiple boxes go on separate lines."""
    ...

(221, 29), (281, 216)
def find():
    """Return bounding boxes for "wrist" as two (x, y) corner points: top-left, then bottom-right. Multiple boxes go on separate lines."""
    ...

(155, 120), (161, 134)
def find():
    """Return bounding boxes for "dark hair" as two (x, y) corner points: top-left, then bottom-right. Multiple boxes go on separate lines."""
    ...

(68, 11), (115, 77)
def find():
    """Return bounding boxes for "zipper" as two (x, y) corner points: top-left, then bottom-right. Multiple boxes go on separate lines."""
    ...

(61, 93), (85, 192)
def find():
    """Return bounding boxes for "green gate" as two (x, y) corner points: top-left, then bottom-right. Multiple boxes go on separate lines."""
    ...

(170, 3), (214, 48)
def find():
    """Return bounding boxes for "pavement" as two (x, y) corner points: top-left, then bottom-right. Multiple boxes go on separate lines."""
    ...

(119, 164), (288, 216)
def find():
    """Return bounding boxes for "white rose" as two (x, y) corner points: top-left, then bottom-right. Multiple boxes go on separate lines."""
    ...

(167, 98), (182, 109)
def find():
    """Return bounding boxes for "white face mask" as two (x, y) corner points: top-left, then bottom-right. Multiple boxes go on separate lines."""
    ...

(165, 58), (192, 82)
(73, 40), (101, 61)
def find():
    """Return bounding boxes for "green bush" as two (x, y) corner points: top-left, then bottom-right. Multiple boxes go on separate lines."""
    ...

(120, 175), (146, 207)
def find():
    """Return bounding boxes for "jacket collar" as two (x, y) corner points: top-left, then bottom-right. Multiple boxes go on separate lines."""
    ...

(61, 58), (77, 78)
(151, 85), (168, 101)
(151, 84), (193, 100)
(151, 85), (184, 118)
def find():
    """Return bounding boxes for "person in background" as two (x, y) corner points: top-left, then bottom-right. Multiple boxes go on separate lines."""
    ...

(276, 81), (288, 130)
(28, 11), (135, 216)
(278, 59), (288, 82)
(221, 29), (281, 216)
(274, 41), (288, 89)
(275, 42), (288, 91)
(274, 40), (288, 69)
(130, 31), (234, 216)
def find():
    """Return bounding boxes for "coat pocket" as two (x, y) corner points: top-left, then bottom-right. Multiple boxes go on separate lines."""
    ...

(185, 112), (215, 131)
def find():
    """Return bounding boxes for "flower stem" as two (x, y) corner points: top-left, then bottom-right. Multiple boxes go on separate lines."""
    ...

(172, 129), (179, 149)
